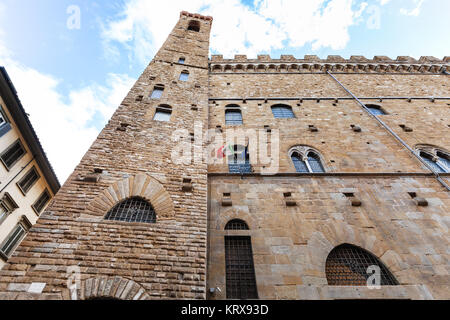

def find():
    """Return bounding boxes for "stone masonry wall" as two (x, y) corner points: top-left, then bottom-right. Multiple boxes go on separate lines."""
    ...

(0, 12), (212, 300)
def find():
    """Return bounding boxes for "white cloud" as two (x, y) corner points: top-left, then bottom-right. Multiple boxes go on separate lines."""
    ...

(0, 56), (134, 183)
(400, 0), (425, 16)
(102, 0), (368, 61)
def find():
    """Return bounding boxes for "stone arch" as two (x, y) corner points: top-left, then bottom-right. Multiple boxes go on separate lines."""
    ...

(84, 173), (174, 219)
(215, 208), (257, 231)
(79, 276), (149, 300)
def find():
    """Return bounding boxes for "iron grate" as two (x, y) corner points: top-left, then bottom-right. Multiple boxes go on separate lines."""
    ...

(105, 197), (156, 224)
(225, 219), (249, 230)
(325, 244), (399, 286)
(225, 236), (258, 299)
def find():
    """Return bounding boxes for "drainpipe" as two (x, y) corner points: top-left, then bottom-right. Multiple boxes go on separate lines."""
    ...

(327, 71), (450, 192)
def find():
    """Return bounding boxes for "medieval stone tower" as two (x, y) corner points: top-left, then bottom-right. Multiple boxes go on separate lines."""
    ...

(0, 11), (449, 300)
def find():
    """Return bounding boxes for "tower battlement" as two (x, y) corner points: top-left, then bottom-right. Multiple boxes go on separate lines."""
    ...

(180, 10), (213, 21)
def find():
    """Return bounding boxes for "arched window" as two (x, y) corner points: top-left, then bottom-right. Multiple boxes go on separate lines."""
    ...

(365, 104), (387, 116)
(291, 152), (308, 173)
(225, 219), (249, 230)
(417, 147), (450, 173)
(179, 71), (189, 81)
(228, 145), (251, 174)
(178, 57), (185, 64)
(307, 152), (325, 173)
(225, 105), (243, 125)
(153, 105), (172, 122)
(187, 20), (200, 32)
(271, 104), (295, 118)
(224, 220), (257, 299)
(290, 147), (325, 173)
(325, 244), (398, 286)
(105, 197), (156, 223)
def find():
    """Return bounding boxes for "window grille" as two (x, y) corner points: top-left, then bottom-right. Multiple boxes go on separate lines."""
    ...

(307, 152), (325, 173)
(17, 167), (40, 194)
(105, 197), (156, 224)
(366, 104), (386, 116)
(32, 189), (51, 214)
(225, 236), (258, 299)
(179, 71), (189, 81)
(325, 244), (399, 286)
(291, 153), (308, 173)
(150, 86), (164, 99)
(271, 104), (295, 118)
(225, 108), (243, 125)
(1, 140), (26, 170)
(225, 219), (249, 230)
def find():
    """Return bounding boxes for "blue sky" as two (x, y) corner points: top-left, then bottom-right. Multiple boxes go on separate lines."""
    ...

(0, 0), (448, 182)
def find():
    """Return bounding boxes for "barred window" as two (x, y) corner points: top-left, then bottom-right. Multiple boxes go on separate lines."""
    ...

(271, 104), (295, 118)
(325, 244), (399, 286)
(225, 236), (258, 299)
(32, 189), (51, 215)
(1, 140), (26, 170)
(17, 167), (40, 194)
(153, 105), (172, 122)
(105, 197), (156, 224)
(366, 104), (387, 116)
(225, 219), (249, 230)
(225, 105), (243, 125)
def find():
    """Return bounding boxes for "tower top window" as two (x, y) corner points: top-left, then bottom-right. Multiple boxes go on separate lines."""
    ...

(187, 20), (200, 32)
(179, 71), (189, 82)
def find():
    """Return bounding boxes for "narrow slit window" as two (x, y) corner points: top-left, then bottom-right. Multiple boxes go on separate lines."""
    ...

(179, 71), (189, 82)
(1, 140), (26, 170)
(225, 236), (258, 299)
(150, 86), (164, 99)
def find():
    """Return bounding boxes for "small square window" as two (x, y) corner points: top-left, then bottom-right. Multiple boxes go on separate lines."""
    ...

(179, 72), (189, 82)
(178, 58), (185, 64)
(153, 108), (172, 122)
(150, 86), (164, 99)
